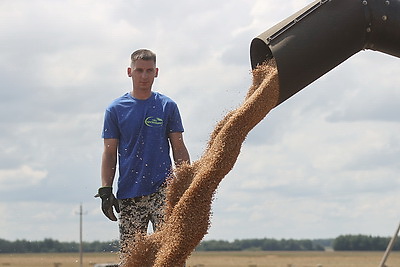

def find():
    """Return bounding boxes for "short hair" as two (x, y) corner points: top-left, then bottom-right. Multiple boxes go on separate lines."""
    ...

(130, 49), (156, 66)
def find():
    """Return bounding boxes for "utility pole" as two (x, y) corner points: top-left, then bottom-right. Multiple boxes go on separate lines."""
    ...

(77, 203), (87, 267)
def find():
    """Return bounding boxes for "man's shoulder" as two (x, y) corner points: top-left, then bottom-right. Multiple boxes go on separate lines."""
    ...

(154, 91), (176, 104)
(107, 92), (131, 108)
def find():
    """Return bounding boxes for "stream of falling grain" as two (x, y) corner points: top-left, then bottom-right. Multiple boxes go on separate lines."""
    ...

(121, 59), (280, 267)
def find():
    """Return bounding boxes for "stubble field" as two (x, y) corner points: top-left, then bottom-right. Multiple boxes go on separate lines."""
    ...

(1, 251), (400, 267)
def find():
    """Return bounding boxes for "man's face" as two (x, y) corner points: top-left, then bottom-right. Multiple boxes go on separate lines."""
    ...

(128, 59), (158, 91)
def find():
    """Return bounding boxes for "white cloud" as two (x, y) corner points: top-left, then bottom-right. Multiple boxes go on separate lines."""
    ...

(0, 165), (47, 191)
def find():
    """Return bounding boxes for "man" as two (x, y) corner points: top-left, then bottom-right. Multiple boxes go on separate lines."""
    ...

(96, 49), (190, 254)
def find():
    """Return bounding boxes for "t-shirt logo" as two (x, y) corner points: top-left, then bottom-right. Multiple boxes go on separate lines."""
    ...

(145, 116), (163, 127)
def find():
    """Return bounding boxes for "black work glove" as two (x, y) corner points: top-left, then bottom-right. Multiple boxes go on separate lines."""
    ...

(95, 186), (120, 221)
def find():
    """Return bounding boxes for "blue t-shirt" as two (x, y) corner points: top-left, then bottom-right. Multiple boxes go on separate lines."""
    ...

(102, 92), (184, 199)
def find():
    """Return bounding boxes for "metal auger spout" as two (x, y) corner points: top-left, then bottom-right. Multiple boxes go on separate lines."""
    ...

(250, 0), (400, 106)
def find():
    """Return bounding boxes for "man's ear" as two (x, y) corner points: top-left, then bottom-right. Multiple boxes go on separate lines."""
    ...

(155, 68), (159, 78)
(127, 67), (132, 77)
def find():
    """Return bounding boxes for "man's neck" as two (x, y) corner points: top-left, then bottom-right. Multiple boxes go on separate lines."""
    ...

(131, 89), (152, 100)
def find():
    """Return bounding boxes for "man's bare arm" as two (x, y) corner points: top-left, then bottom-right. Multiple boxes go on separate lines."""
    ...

(169, 132), (190, 167)
(101, 138), (119, 187)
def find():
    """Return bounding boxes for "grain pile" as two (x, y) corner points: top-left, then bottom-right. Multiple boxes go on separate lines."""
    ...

(121, 59), (280, 267)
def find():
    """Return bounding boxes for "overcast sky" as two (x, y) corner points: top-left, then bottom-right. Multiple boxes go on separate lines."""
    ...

(1, 0), (400, 243)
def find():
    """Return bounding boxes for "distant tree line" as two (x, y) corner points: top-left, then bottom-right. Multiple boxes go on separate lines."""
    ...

(0, 238), (118, 253)
(333, 234), (399, 251)
(196, 238), (326, 251)
(0, 238), (326, 253)
(0, 235), (396, 253)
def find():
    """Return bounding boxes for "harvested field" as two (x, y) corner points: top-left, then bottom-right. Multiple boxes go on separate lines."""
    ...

(0, 252), (117, 267)
(189, 251), (400, 267)
(1, 251), (400, 267)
